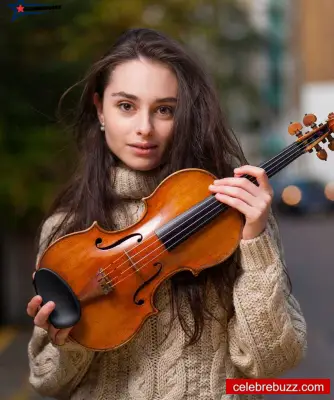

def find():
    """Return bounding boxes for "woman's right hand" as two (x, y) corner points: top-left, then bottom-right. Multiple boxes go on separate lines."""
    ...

(27, 294), (73, 346)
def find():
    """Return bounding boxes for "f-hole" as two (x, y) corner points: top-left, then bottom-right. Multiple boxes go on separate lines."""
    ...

(95, 233), (143, 250)
(133, 262), (163, 305)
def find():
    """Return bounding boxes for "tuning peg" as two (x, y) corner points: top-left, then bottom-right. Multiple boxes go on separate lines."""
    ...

(326, 134), (334, 151)
(315, 144), (327, 160)
(317, 149), (327, 160)
(288, 122), (303, 137)
(327, 113), (334, 132)
(303, 113), (317, 128)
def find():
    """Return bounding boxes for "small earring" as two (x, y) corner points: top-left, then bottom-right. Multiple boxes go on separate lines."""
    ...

(100, 122), (105, 131)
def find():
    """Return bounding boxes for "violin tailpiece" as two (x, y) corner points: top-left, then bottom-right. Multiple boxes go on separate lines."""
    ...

(78, 268), (113, 303)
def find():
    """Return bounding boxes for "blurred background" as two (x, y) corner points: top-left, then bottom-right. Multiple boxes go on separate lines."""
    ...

(0, 0), (333, 398)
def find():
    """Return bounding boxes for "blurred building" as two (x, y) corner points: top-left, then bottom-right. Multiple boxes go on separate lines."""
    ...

(295, 0), (334, 184)
(235, 0), (290, 165)
(239, 0), (334, 185)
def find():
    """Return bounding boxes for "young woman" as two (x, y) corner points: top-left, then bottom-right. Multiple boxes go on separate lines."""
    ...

(26, 28), (307, 399)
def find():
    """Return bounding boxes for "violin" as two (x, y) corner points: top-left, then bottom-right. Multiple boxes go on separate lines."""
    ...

(33, 113), (334, 351)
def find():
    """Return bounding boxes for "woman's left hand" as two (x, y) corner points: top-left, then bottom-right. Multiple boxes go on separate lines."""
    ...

(209, 165), (274, 240)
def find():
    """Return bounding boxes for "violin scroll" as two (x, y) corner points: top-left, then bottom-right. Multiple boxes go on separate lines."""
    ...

(288, 112), (334, 160)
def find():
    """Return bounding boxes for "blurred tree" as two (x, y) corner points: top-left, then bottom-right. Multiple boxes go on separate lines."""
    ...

(0, 0), (267, 231)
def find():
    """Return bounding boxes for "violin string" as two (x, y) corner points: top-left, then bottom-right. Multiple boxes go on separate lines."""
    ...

(101, 132), (322, 283)
(99, 131), (325, 286)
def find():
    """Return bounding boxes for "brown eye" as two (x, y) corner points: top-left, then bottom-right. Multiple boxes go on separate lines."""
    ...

(119, 103), (133, 111)
(157, 106), (173, 116)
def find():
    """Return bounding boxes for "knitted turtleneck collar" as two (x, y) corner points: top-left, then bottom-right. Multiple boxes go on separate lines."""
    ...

(111, 161), (161, 200)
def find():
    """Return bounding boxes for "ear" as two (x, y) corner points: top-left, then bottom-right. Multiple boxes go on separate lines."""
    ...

(93, 93), (104, 124)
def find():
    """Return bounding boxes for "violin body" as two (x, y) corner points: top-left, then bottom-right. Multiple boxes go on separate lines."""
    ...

(35, 169), (243, 351)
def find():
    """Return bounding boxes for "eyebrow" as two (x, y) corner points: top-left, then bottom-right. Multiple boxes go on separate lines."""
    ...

(111, 91), (177, 103)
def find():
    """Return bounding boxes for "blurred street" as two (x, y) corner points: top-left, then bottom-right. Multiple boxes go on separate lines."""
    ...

(0, 213), (333, 400)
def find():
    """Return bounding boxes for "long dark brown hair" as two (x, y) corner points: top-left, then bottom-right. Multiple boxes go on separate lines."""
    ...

(40, 28), (265, 345)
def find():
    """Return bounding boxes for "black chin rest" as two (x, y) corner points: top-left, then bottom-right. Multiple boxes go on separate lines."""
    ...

(33, 268), (81, 329)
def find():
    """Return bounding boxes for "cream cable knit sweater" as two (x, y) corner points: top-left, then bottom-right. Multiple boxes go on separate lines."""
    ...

(28, 164), (307, 400)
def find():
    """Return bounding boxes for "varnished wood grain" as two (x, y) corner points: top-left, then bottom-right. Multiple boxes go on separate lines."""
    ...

(38, 168), (244, 351)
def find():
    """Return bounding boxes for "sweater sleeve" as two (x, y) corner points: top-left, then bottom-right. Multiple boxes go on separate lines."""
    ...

(227, 211), (307, 378)
(28, 214), (95, 398)
(28, 327), (95, 398)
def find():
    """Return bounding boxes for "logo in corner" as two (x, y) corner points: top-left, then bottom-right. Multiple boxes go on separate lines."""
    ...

(8, 2), (62, 21)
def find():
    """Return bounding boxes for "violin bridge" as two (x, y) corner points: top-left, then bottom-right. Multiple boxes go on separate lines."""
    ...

(78, 268), (113, 303)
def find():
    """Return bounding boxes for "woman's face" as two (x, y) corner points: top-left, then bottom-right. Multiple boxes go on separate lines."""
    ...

(94, 57), (178, 171)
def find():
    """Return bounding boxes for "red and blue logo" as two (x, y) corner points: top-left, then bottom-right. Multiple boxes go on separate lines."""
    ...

(8, 2), (62, 21)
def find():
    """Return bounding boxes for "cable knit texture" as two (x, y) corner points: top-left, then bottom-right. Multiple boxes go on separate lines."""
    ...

(28, 163), (307, 400)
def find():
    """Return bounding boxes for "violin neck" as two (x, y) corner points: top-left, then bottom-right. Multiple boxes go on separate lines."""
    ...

(156, 141), (306, 252)
(256, 141), (305, 179)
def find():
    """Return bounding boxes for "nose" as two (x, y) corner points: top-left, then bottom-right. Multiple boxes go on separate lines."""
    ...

(135, 110), (153, 137)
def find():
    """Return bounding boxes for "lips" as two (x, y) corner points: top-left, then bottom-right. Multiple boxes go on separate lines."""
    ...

(129, 143), (158, 149)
